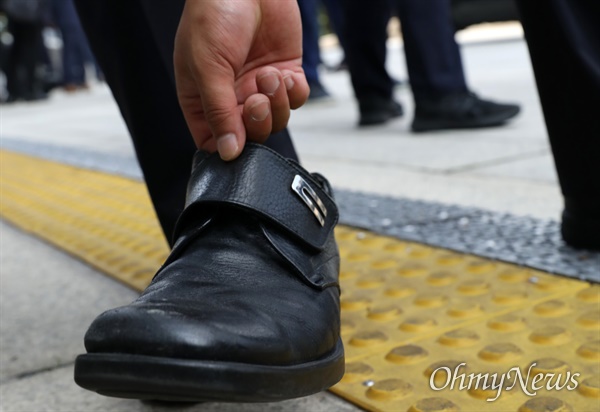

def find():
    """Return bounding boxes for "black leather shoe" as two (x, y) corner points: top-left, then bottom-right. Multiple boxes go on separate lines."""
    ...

(412, 92), (520, 132)
(74, 144), (344, 402)
(358, 96), (404, 126)
(561, 197), (600, 250)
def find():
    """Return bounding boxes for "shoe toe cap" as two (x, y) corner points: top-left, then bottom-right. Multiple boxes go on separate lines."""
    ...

(84, 296), (338, 366)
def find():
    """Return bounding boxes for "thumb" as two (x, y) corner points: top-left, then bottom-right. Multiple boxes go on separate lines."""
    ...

(174, 0), (255, 161)
(174, 49), (247, 161)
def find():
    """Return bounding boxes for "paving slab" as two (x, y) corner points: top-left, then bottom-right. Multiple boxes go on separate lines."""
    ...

(1, 88), (133, 156)
(0, 221), (138, 381)
(292, 123), (548, 172)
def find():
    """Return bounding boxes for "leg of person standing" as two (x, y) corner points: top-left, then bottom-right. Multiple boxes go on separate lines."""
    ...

(5, 19), (26, 100)
(395, 0), (468, 100)
(297, 0), (330, 100)
(320, 0), (348, 63)
(342, 0), (403, 125)
(342, 0), (520, 130)
(78, 27), (102, 82)
(75, 0), (299, 245)
(61, 25), (87, 89)
(517, 0), (600, 250)
(59, 0), (88, 89)
(5, 19), (44, 101)
(396, 0), (520, 132)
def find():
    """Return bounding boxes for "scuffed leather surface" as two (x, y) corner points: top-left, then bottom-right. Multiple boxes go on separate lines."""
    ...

(84, 145), (341, 366)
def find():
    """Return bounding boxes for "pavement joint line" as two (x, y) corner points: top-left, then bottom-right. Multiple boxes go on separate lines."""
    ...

(1, 361), (75, 385)
(301, 154), (445, 175)
(1, 149), (599, 411)
(302, 148), (552, 176)
(438, 148), (551, 175)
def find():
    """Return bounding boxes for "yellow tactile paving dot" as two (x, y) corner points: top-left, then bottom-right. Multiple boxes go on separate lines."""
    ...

(1, 150), (599, 411)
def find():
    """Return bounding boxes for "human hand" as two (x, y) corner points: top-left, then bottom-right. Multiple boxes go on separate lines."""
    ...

(174, 0), (309, 161)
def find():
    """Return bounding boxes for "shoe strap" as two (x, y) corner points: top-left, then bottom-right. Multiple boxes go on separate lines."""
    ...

(176, 144), (338, 251)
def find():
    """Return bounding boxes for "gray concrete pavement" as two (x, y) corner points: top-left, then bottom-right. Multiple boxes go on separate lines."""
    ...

(0, 24), (568, 411)
(0, 222), (137, 382)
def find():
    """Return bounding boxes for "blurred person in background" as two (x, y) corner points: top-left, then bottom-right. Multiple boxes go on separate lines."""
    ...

(50, 0), (100, 92)
(342, 0), (521, 130)
(298, 0), (350, 94)
(0, 0), (49, 102)
(320, 0), (349, 72)
(298, 0), (331, 100)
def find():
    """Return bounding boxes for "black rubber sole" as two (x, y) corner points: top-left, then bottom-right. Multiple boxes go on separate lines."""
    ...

(74, 340), (345, 403)
(359, 105), (404, 126)
(411, 106), (520, 132)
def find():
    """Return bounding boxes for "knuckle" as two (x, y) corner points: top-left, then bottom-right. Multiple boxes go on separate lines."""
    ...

(204, 105), (234, 129)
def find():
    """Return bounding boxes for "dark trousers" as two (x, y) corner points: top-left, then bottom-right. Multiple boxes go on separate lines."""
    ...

(321, 0), (347, 53)
(517, 0), (600, 206)
(299, 0), (348, 79)
(60, 24), (95, 84)
(52, 0), (95, 85)
(343, 0), (468, 102)
(74, 0), (298, 245)
(297, 0), (321, 84)
(5, 19), (44, 99)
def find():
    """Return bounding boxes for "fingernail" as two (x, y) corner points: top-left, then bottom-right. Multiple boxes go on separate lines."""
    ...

(217, 133), (239, 161)
(259, 72), (280, 96)
(284, 75), (295, 90)
(250, 101), (270, 122)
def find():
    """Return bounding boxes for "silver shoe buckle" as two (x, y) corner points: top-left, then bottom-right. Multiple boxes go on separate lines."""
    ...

(291, 175), (327, 227)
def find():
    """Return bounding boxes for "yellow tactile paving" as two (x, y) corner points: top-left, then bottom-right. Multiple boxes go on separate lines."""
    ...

(334, 228), (599, 411)
(1, 149), (598, 412)
(0, 150), (168, 290)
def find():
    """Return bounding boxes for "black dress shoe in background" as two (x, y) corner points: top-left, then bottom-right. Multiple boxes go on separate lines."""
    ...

(412, 91), (520, 132)
(74, 144), (344, 402)
(358, 96), (404, 126)
(561, 197), (600, 250)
